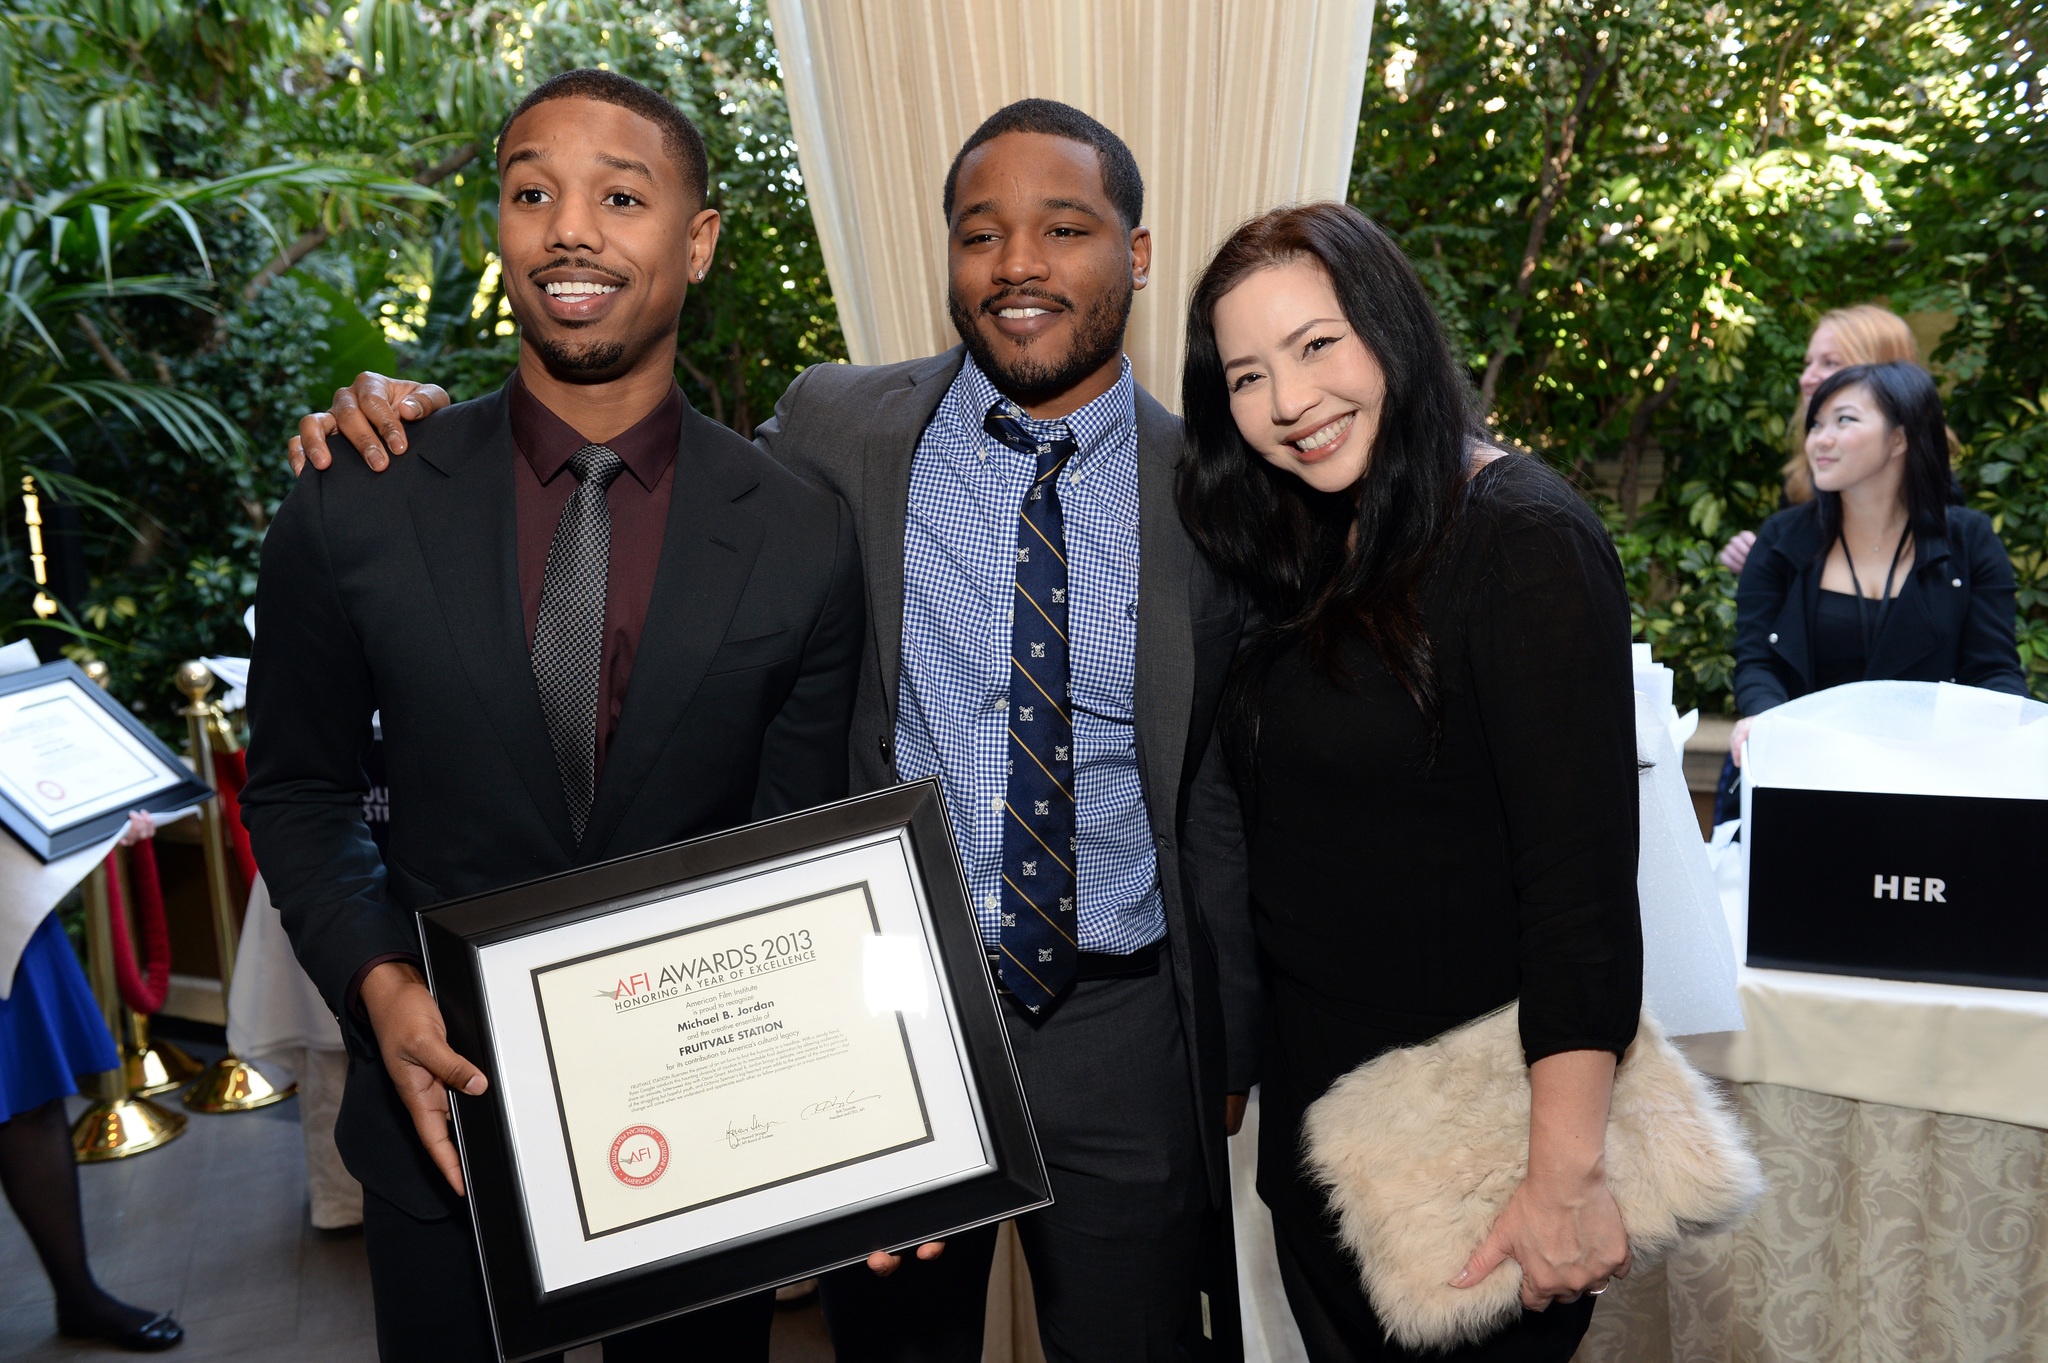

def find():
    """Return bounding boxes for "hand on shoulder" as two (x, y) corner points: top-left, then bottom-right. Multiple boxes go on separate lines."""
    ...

(289, 372), (451, 475)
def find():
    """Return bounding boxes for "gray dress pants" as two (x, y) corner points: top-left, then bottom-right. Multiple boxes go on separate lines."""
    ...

(819, 964), (1212, 1362)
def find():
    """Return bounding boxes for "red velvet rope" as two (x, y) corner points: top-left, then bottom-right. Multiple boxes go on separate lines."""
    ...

(211, 748), (260, 892)
(104, 840), (171, 1015)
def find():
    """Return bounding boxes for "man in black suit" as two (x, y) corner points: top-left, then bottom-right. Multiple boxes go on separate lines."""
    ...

(292, 100), (1257, 1363)
(242, 70), (864, 1363)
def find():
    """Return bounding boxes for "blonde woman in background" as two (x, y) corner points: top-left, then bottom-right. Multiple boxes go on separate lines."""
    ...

(1718, 305), (1922, 573)
(1708, 304), (1923, 824)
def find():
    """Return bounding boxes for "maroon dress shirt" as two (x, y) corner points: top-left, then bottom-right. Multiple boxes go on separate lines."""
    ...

(509, 371), (682, 783)
(348, 372), (682, 1018)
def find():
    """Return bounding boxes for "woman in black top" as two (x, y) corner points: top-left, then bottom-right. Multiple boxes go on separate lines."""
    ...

(1729, 362), (2025, 763)
(1178, 204), (1642, 1361)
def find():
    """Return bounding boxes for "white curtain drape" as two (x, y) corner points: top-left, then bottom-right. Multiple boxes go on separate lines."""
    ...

(765, 0), (1377, 406)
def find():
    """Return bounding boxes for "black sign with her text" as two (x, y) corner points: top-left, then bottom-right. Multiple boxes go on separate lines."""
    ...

(1747, 786), (2048, 992)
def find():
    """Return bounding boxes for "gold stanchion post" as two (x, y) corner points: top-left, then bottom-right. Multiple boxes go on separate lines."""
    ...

(126, 1007), (204, 1097)
(104, 837), (203, 1096)
(82, 661), (207, 1097)
(176, 661), (294, 1113)
(71, 862), (187, 1161)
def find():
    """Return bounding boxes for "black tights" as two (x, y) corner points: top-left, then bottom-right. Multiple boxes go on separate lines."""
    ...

(0, 1097), (155, 1335)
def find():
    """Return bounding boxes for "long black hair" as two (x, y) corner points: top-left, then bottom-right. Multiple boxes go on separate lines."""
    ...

(1804, 361), (1962, 549)
(1178, 203), (1487, 759)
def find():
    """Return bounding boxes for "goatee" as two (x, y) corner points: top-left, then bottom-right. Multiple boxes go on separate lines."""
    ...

(528, 332), (627, 379)
(949, 277), (1132, 408)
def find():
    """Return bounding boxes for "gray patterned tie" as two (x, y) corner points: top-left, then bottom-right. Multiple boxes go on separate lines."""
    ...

(532, 443), (626, 843)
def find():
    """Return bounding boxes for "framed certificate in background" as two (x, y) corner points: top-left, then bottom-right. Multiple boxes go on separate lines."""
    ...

(420, 780), (1049, 1362)
(0, 661), (213, 860)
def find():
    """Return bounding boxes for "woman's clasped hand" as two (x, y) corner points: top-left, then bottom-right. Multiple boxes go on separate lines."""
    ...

(1450, 1050), (1633, 1310)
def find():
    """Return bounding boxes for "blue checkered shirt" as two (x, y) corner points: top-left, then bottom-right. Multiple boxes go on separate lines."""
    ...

(897, 354), (1165, 954)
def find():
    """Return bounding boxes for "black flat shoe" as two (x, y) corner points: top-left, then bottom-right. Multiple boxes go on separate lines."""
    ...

(59, 1310), (185, 1351)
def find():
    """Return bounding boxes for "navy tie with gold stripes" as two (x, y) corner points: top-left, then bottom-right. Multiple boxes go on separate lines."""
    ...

(984, 403), (1078, 1011)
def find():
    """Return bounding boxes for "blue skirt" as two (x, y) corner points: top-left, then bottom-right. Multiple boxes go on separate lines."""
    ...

(1, 911), (119, 1123)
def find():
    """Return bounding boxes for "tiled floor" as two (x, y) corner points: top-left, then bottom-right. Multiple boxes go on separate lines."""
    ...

(0, 1049), (832, 1361)
(0, 1086), (376, 1361)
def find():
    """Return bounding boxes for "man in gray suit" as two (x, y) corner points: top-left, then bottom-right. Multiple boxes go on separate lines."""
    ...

(293, 99), (1256, 1363)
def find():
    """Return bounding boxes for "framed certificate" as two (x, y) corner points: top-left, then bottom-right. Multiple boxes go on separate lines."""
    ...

(419, 780), (1051, 1361)
(0, 661), (213, 860)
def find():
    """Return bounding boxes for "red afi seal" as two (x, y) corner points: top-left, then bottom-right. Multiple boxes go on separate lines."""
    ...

(608, 1125), (669, 1187)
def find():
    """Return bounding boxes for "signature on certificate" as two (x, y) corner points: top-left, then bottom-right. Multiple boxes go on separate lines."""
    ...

(801, 1088), (882, 1121)
(722, 1114), (784, 1149)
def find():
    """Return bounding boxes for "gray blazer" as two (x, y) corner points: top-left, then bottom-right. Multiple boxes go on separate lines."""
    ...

(754, 346), (1258, 1204)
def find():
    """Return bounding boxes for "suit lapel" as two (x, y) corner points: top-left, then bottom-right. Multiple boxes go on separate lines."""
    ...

(408, 392), (578, 855)
(860, 349), (964, 722)
(1132, 388), (1194, 834)
(581, 407), (766, 859)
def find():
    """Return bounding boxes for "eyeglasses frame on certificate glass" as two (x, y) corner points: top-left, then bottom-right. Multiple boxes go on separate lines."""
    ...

(0, 660), (214, 861)
(419, 779), (1051, 1363)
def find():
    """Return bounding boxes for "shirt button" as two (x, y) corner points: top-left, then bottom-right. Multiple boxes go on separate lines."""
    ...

(1952, 578), (1962, 588)
(1768, 632), (1779, 644)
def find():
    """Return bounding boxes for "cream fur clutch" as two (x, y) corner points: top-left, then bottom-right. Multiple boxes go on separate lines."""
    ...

(1301, 1005), (1763, 1351)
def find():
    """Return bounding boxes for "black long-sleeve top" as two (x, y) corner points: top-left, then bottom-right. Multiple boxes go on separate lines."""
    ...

(1246, 455), (1643, 1083)
(1732, 500), (2025, 717)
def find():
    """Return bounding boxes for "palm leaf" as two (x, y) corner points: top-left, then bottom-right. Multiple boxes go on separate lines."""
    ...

(19, 458), (142, 540)
(43, 380), (246, 456)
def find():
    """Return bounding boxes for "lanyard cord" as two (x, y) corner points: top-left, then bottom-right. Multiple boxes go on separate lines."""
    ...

(1840, 524), (1912, 659)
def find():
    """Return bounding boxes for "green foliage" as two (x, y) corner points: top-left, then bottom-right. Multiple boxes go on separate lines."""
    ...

(0, 162), (420, 737)
(0, 0), (842, 734)
(240, 0), (843, 431)
(56, 275), (332, 711)
(0, 0), (302, 184)
(7, 0), (2038, 735)
(402, 0), (844, 430)
(1898, 8), (2048, 691)
(1614, 528), (1741, 712)
(1355, 0), (2048, 711)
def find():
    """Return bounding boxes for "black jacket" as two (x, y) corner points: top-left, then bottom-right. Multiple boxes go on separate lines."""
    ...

(241, 384), (865, 1218)
(1732, 499), (2025, 716)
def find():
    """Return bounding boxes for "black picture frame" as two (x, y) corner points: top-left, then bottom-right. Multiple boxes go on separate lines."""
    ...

(0, 660), (213, 861)
(418, 780), (1050, 1363)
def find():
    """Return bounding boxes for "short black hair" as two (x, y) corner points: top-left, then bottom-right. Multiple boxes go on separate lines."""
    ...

(941, 99), (1143, 231)
(1806, 361), (1963, 544)
(497, 69), (708, 204)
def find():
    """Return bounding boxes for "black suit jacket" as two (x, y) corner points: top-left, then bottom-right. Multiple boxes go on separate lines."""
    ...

(241, 384), (865, 1217)
(753, 348), (1256, 1207)
(1733, 499), (2025, 715)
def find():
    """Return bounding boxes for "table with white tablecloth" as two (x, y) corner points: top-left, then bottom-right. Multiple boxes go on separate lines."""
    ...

(226, 872), (361, 1229)
(1574, 828), (2048, 1363)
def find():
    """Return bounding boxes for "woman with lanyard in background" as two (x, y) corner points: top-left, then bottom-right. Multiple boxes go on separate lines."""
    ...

(1718, 304), (1926, 576)
(1728, 361), (2026, 778)
(1709, 306), (1928, 823)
